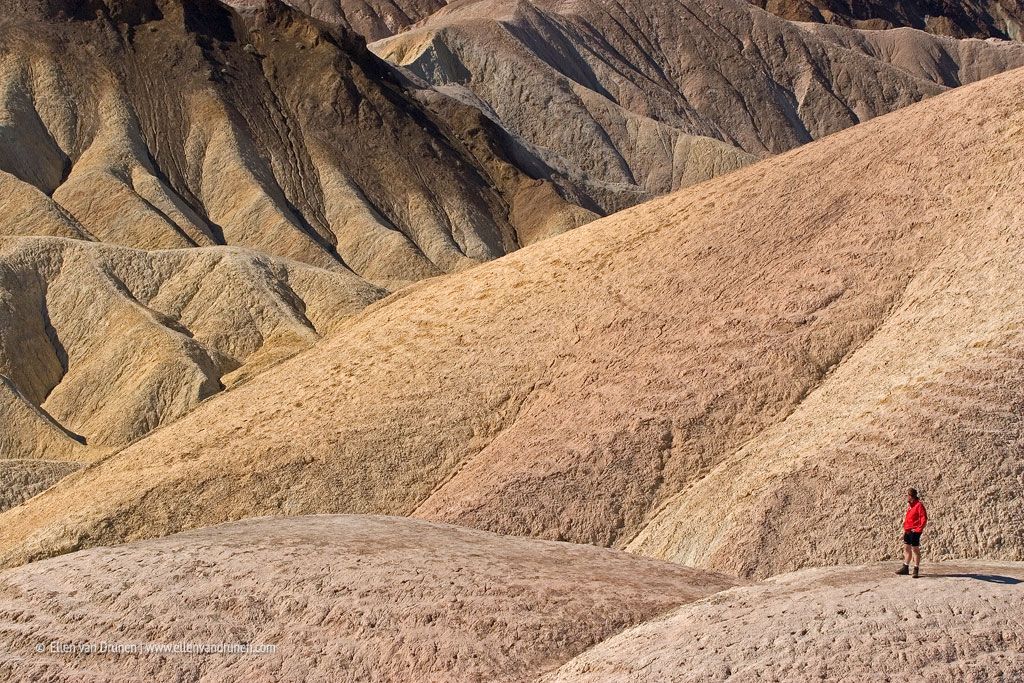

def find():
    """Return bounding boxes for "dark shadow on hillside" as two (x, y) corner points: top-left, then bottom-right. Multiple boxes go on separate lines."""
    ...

(924, 573), (1022, 585)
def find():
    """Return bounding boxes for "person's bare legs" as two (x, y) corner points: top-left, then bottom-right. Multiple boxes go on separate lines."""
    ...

(896, 542), (912, 574)
(911, 546), (921, 569)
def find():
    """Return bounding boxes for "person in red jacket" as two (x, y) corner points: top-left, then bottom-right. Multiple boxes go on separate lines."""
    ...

(896, 488), (927, 578)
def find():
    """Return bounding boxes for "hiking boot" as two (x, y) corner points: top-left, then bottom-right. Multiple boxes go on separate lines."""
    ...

(912, 566), (920, 579)
(895, 564), (910, 575)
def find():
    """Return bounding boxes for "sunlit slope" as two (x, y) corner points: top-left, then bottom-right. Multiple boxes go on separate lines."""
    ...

(2, 67), (1023, 575)
(0, 515), (738, 681)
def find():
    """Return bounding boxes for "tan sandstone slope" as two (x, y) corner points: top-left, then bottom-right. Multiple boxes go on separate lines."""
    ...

(1, 63), (1022, 573)
(371, 0), (1024, 212)
(546, 562), (1024, 682)
(0, 515), (739, 682)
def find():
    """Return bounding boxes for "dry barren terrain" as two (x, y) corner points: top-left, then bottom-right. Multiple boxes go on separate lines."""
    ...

(4, 0), (1023, 464)
(2, 3), (1023, 681)
(0, 515), (738, 681)
(547, 562), (1024, 681)
(2, 64), (1022, 578)
(750, 0), (1024, 40)
(372, 0), (1024, 210)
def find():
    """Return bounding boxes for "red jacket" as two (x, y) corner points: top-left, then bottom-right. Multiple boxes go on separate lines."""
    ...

(904, 500), (927, 532)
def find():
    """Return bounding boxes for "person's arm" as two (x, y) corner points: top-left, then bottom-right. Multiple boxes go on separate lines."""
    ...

(909, 505), (925, 532)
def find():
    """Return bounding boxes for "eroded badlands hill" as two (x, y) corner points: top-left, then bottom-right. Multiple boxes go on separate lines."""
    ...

(0, 515), (739, 682)
(281, 0), (446, 40)
(2, 64), (1022, 575)
(3, 0), (1019, 474)
(0, 0), (594, 287)
(750, 0), (1024, 40)
(0, 0), (605, 461)
(372, 0), (1024, 211)
(0, 236), (382, 511)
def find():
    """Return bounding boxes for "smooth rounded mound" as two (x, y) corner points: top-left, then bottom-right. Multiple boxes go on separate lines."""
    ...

(0, 515), (739, 682)
(545, 562), (1024, 682)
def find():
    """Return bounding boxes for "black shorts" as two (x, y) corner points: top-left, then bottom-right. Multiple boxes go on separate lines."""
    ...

(903, 531), (922, 547)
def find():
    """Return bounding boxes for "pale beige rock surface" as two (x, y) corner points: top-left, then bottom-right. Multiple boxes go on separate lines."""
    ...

(0, 236), (383, 454)
(0, 515), (738, 682)
(799, 22), (1024, 86)
(545, 561), (1024, 682)
(0, 459), (82, 514)
(0, 175), (90, 241)
(0, 377), (91, 509)
(2, 66), (1022, 574)
(0, 379), (88, 463)
(371, 0), (1024, 211)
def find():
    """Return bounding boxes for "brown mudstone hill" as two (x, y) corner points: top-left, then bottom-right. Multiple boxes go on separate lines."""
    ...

(371, 0), (1024, 212)
(281, 0), (447, 40)
(1, 63), (1022, 576)
(750, 0), (1024, 40)
(0, 515), (739, 682)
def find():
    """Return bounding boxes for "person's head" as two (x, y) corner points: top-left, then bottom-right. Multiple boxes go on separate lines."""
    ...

(907, 488), (919, 503)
